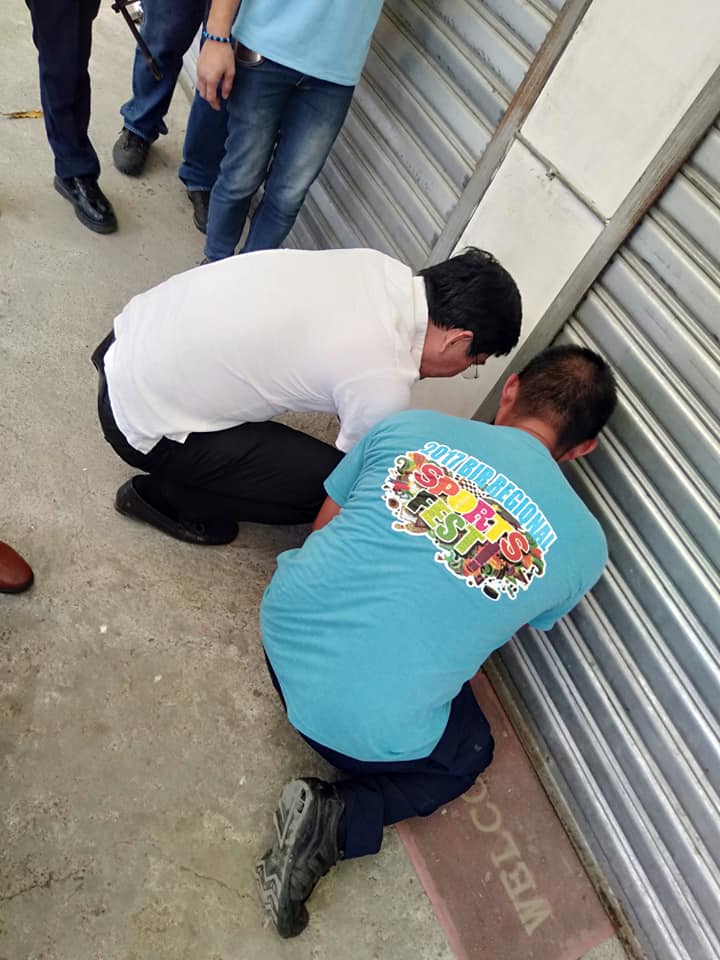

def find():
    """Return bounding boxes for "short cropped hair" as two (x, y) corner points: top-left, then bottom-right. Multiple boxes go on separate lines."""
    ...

(418, 248), (522, 357)
(516, 345), (617, 448)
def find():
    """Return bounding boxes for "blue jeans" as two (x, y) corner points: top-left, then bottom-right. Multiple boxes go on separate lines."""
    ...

(120, 0), (227, 190)
(179, 90), (229, 193)
(205, 58), (354, 260)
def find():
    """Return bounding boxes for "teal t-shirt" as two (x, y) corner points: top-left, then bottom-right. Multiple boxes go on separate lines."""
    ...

(233, 0), (384, 86)
(261, 410), (607, 762)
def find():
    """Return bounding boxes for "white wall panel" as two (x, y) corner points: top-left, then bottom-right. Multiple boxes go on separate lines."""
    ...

(522, 0), (720, 218)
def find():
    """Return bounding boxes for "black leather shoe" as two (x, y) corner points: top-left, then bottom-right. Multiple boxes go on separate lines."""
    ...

(115, 477), (238, 545)
(54, 176), (118, 234)
(113, 128), (150, 176)
(187, 190), (210, 234)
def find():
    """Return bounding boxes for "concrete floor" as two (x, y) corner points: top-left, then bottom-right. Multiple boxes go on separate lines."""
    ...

(0, 5), (455, 958)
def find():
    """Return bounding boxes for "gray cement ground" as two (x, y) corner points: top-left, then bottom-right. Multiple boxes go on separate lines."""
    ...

(0, 5), (629, 960)
(0, 5), (454, 959)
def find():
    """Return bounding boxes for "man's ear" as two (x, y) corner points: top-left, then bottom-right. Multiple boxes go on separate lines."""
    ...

(557, 437), (598, 462)
(500, 373), (520, 406)
(493, 373), (520, 425)
(443, 328), (474, 352)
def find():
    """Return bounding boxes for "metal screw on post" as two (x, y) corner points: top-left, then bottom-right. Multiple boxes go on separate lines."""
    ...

(111, 0), (163, 81)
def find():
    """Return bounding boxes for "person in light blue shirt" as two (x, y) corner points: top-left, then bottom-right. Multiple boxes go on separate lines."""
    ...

(255, 345), (617, 938)
(193, 0), (385, 260)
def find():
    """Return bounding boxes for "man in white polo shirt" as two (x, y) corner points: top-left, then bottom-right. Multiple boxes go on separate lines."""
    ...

(93, 246), (521, 545)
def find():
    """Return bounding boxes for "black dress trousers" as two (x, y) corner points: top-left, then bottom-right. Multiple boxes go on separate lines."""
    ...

(25, 0), (102, 179)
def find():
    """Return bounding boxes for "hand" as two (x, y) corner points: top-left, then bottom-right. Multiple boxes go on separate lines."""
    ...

(312, 497), (342, 532)
(196, 41), (235, 110)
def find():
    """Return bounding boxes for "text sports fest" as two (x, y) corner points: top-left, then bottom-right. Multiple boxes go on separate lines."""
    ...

(383, 440), (557, 601)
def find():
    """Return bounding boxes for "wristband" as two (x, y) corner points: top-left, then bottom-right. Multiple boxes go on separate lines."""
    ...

(202, 29), (233, 43)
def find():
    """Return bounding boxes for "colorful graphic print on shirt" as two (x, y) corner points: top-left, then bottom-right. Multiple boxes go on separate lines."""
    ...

(382, 442), (557, 600)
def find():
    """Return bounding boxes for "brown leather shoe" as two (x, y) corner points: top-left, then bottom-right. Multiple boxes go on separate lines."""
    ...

(0, 541), (34, 594)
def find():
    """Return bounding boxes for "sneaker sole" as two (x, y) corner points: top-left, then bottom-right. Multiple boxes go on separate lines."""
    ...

(255, 780), (314, 938)
(54, 179), (117, 235)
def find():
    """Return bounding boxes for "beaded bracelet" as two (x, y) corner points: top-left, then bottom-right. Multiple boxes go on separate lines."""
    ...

(202, 29), (233, 43)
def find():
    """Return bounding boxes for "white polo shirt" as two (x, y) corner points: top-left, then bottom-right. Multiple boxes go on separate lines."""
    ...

(104, 248), (428, 455)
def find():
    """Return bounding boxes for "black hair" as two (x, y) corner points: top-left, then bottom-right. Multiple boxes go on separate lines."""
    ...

(516, 345), (618, 448)
(418, 247), (522, 357)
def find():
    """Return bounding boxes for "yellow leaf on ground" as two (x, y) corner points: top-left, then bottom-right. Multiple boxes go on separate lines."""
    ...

(1, 110), (44, 119)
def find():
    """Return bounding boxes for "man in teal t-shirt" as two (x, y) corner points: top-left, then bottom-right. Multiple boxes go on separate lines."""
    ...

(255, 345), (617, 938)
(193, 0), (384, 260)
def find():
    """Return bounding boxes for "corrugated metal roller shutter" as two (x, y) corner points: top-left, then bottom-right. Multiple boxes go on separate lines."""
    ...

(290, 0), (565, 268)
(493, 118), (720, 960)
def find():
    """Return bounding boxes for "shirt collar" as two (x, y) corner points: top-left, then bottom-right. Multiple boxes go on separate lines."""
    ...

(410, 276), (429, 372)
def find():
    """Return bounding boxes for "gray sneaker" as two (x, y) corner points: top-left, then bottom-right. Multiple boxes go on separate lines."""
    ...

(256, 778), (344, 938)
(112, 128), (150, 176)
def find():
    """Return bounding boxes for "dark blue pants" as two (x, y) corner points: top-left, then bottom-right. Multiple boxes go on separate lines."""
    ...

(265, 657), (495, 859)
(25, 0), (102, 179)
(119, 0), (228, 191)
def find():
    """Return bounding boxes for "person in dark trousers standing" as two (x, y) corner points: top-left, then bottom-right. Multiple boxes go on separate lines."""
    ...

(25, 0), (117, 233)
(91, 246), (522, 546)
(112, 0), (228, 234)
(255, 346), (618, 938)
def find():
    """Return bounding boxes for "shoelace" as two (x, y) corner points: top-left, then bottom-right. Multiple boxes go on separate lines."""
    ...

(121, 129), (144, 147)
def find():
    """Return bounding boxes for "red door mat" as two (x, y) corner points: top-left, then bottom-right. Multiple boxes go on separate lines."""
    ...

(397, 673), (614, 960)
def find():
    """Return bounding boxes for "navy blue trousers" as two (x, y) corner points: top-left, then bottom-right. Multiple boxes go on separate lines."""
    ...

(26, 0), (102, 179)
(265, 657), (495, 859)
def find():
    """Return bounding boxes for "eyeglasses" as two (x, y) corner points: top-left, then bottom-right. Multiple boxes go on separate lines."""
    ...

(462, 356), (487, 380)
